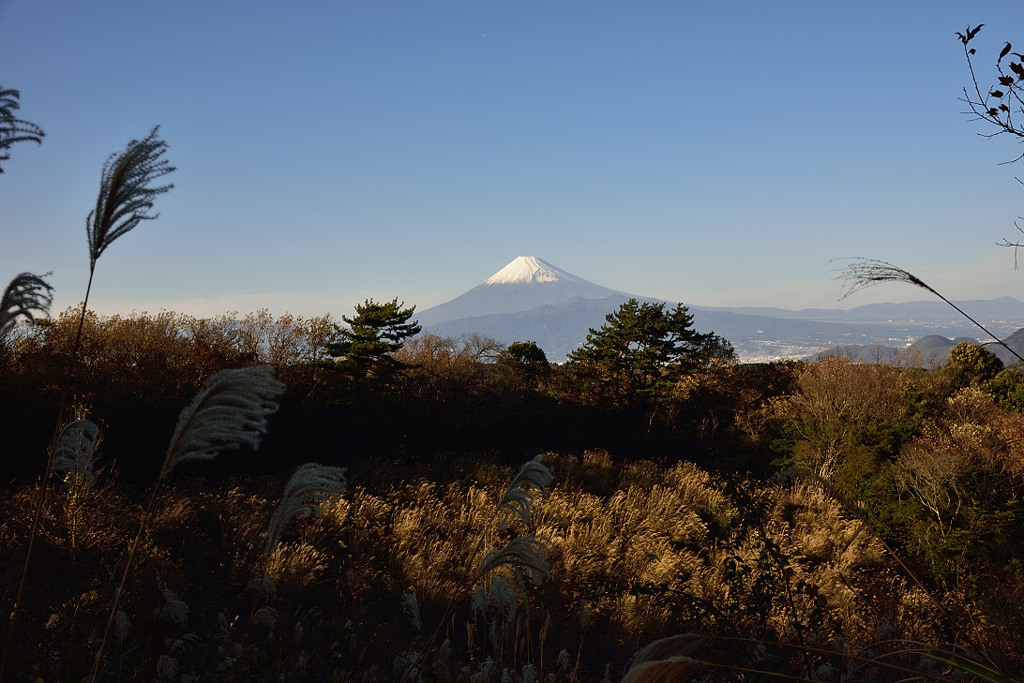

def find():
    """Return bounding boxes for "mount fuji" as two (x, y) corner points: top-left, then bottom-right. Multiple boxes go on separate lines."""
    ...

(416, 257), (627, 326)
(417, 256), (666, 361)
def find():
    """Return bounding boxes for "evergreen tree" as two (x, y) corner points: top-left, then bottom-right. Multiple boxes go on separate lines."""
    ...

(569, 298), (733, 398)
(499, 341), (549, 369)
(496, 341), (550, 394)
(328, 298), (421, 373)
(943, 341), (1004, 389)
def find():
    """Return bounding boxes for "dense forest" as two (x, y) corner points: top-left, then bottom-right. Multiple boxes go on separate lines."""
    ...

(1, 303), (1022, 681)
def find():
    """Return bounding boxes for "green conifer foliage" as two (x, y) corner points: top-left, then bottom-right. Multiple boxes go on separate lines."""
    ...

(569, 298), (733, 393)
(328, 298), (421, 371)
(944, 341), (1004, 389)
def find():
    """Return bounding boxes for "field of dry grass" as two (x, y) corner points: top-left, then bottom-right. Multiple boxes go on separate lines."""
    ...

(3, 448), (1003, 681)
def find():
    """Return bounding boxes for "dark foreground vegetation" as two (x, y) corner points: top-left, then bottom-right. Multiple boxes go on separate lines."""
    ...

(1, 306), (1023, 681)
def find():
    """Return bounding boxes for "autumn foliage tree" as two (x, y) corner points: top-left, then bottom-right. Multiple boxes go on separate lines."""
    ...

(773, 357), (912, 483)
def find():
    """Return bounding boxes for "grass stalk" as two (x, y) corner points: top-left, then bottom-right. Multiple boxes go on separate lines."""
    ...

(1, 128), (172, 680)
(89, 365), (281, 679)
(836, 257), (1024, 364)
(89, 481), (165, 681)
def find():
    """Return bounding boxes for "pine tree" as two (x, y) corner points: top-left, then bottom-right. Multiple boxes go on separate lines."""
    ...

(328, 298), (421, 373)
(569, 298), (732, 395)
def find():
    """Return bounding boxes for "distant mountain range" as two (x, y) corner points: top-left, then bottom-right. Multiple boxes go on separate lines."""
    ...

(694, 297), (1024, 323)
(417, 256), (1024, 363)
(816, 328), (1024, 367)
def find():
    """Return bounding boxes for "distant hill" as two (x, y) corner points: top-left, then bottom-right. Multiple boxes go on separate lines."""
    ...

(814, 335), (980, 367)
(995, 328), (1024, 365)
(812, 329), (1024, 367)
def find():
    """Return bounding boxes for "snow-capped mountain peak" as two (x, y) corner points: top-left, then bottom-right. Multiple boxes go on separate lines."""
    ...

(483, 256), (581, 285)
(416, 256), (624, 327)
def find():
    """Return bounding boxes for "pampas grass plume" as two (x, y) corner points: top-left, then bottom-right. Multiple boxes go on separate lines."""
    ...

(154, 589), (189, 626)
(487, 575), (517, 623)
(86, 127), (174, 269)
(497, 455), (553, 529)
(265, 462), (347, 552)
(0, 87), (45, 172)
(112, 611), (131, 645)
(401, 591), (422, 631)
(0, 272), (52, 338)
(835, 257), (934, 300)
(475, 536), (551, 585)
(622, 634), (708, 683)
(246, 575), (277, 599)
(835, 257), (1024, 363)
(161, 366), (284, 478)
(50, 419), (100, 483)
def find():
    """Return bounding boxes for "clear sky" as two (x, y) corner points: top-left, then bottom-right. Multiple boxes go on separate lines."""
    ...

(3, 0), (1024, 320)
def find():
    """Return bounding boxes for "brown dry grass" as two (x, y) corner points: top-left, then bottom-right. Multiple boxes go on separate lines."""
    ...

(0, 450), (1007, 681)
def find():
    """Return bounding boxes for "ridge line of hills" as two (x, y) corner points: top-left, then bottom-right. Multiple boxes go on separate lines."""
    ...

(415, 256), (1024, 363)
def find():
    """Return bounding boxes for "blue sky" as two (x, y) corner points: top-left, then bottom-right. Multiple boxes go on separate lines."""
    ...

(3, 0), (1024, 320)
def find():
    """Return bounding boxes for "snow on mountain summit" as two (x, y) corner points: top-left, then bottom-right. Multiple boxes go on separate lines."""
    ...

(483, 256), (584, 285)
(416, 256), (624, 327)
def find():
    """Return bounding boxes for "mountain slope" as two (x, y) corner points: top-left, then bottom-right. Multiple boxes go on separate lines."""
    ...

(416, 256), (626, 326)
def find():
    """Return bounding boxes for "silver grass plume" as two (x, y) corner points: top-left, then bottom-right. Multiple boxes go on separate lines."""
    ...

(487, 575), (517, 623)
(154, 589), (189, 626)
(480, 657), (496, 682)
(161, 366), (284, 478)
(836, 258), (936, 300)
(50, 419), (100, 483)
(475, 536), (551, 585)
(471, 585), (488, 618)
(0, 272), (53, 339)
(621, 634), (707, 683)
(497, 455), (553, 529)
(0, 87), (44, 173)
(246, 575), (277, 599)
(86, 126), (174, 270)
(836, 257), (1024, 364)
(265, 462), (347, 552)
(112, 611), (131, 646)
(253, 606), (278, 628)
(471, 576), (517, 623)
(401, 591), (422, 631)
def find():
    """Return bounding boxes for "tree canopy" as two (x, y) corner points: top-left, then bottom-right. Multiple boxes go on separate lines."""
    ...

(568, 298), (733, 393)
(328, 298), (421, 369)
(943, 341), (1003, 388)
